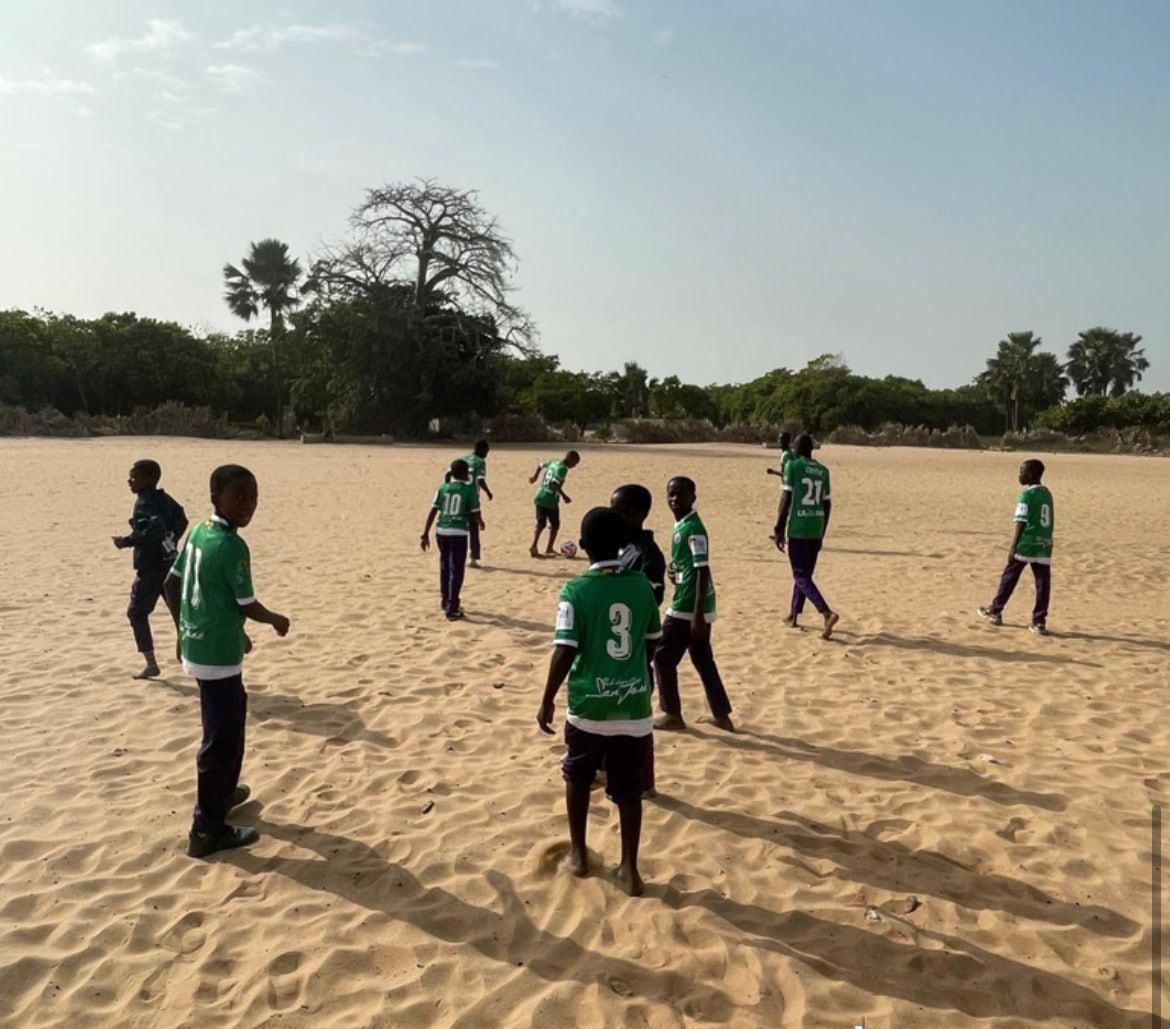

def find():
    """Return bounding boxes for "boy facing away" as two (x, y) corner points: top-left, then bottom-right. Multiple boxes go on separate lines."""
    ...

(612, 484), (666, 798)
(529, 450), (580, 557)
(462, 440), (494, 568)
(164, 464), (290, 859)
(978, 459), (1054, 636)
(112, 459), (188, 679)
(653, 477), (735, 733)
(422, 458), (484, 621)
(537, 507), (662, 896)
(773, 432), (840, 639)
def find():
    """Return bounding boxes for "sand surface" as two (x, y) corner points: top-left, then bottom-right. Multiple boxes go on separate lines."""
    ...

(1, 438), (1168, 1027)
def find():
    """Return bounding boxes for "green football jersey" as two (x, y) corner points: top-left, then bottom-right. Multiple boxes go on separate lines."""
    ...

(534, 460), (568, 508)
(783, 456), (831, 540)
(666, 510), (717, 622)
(1014, 484), (1054, 562)
(433, 480), (480, 536)
(554, 562), (663, 733)
(463, 453), (487, 485)
(169, 516), (255, 676)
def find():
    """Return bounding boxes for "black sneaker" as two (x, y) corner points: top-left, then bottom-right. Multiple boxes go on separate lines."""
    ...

(446, 608), (465, 621)
(977, 607), (1003, 626)
(1029, 623), (1049, 637)
(187, 825), (259, 859)
(229, 784), (251, 810)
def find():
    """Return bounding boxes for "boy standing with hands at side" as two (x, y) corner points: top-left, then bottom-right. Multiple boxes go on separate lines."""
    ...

(422, 458), (484, 621)
(462, 440), (493, 567)
(164, 464), (290, 858)
(653, 477), (735, 733)
(537, 507), (662, 896)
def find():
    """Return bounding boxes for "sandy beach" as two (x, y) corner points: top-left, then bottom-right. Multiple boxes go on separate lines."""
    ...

(1, 437), (1167, 1027)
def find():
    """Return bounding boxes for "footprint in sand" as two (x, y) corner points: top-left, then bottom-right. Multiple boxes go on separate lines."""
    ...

(159, 911), (207, 956)
(266, 951), (306, 1011)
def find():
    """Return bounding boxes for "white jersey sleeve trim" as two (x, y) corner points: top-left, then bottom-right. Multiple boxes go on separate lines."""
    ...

(235, 595), (256, 606)
(181, 658), (243, 679)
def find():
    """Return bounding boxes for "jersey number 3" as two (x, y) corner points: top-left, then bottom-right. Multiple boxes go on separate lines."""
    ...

(607, 603), (632, 660)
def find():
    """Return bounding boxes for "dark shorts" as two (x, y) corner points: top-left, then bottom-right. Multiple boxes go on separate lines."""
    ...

(535, 504), (560, 531)
(562, 723), (649, 801)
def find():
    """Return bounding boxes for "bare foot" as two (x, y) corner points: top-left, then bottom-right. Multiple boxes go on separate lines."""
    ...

(529, 546), (540, 558)
(821, 611), (840, 639)
(132, 664), (160, 680)
(615, 863), (645, 897)
(653, 713), (686, 732)
(544, 548), (558, 557)
(700, 713), (735, 732)
(567, 847), (589, 878)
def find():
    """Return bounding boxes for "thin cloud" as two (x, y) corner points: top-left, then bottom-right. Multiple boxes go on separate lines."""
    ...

(357, 39), (428, 58)
(77, 105), (93, 117)
(87, 19), (192, 64)
(114, 66), (188, 90)
(654, 27), (675, 46)
(214, 23), (361, 52)
(455, 58), (500, 69)
(535, 0), (619, 24)
(205, 63), (267, 94)
(0, 71), (95, 95)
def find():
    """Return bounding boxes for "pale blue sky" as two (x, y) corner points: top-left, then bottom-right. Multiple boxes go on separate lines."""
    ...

(2, 1), (1166, 389)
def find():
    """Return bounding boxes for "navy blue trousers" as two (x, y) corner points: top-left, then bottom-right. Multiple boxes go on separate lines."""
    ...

(194, 675), (247, 835)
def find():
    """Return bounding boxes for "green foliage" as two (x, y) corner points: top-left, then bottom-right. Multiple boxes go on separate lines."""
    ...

(975, 331), (1068, 432)
(1065, 327), (1148, 397)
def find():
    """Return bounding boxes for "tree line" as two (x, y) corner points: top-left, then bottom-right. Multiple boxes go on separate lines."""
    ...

(0, 179), (1160, 439)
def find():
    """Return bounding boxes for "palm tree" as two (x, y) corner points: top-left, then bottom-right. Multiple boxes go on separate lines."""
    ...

(223, 239), (303, 432)
(1066, 327), (1148, 397)
(977, 331), (1067, 432)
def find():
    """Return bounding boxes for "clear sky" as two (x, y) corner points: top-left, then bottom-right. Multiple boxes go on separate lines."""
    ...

(2, 0), (1167, 390)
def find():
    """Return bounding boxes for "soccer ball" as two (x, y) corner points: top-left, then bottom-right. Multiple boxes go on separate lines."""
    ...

(561, 541), (578, 559)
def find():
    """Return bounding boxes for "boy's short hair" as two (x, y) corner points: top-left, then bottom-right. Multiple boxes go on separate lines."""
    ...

(580, 507), (628, 560)
(210, 464), (256, 497)
(133, 459), (161, 483)
(668, 475), (696, 494)
(566, 450), (581, 462)
(474, 440), (490, 456)
(450, 458), (470, 480)
(612, 483), (652, 517)
(794, 433), (814, 457)
(778, 431), (792, 447)
(1023, 458), (1046, 479)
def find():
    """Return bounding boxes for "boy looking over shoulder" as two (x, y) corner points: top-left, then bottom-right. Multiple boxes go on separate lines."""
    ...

(164, 464), (289, 859)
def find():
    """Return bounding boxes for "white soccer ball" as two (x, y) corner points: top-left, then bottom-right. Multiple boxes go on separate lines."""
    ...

(561, 541), (578, 559)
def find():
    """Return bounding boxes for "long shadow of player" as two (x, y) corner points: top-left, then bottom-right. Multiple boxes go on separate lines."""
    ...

(653, 794), (1136, 937)
(226, 815), (735, 1020)
(154, 677), (400, 750)
(1050, 629), (1170, 653)
(648, 881), (1149, 1025)
(707, 728), (1067, 811)
(853, 631), (1096, 667)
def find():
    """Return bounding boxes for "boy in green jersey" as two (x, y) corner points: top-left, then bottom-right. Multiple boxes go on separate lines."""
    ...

(765, 431), (794, 480)
(163, 465), (290, 858)
(529, 449), (580, 557)
(461, 440), (493, 567)
(537, 507), (662, 896)
(979, 459), (1054, 635)
(774, 433), (839, 639)
(421, 458), (484, 621)
(653, 477), (734, 733)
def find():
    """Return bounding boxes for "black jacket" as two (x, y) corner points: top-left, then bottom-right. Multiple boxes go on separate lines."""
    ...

(120, 488), (188, 573)
(619, 529), (666, 606)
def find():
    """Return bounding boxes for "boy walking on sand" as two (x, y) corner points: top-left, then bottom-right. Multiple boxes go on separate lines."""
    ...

(653, 477), (734, 733)
(537, 507), (662, 896)
(979, 459), (1054, 635)
(112, 459), (188, 679)
(421, 458), (484, 621)
(765, 431), (794, 480)
(529, 450), (580, 557)
(164, 465), (290, 858)
(774, 433), (839, 638)
(462, 440), (493, 568)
